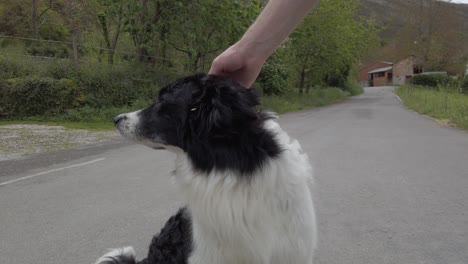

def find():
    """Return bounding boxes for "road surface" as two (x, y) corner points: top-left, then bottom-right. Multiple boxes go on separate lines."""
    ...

(1, 86), (467, 264)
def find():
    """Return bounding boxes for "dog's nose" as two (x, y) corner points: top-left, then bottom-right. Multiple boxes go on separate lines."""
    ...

(113, 114), (127, 125)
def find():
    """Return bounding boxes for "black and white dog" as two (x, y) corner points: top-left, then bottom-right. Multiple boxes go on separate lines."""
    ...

(95, 74), (316, 264)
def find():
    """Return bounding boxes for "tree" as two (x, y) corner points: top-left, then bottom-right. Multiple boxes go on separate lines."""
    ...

(164, 0), (262, 71)
(121, 0), (176, 64)
(119, 0), (261, 71)
(31, 0), (54, 39)
(391, 0), (466, 74)
(0, 1), (31, 37)
(0, 0), (61, 39)
(0, 0), (78, 58)
(289, 0), (379, 92)
(257, 50), (289, 95)
(83, 0), (124, 64)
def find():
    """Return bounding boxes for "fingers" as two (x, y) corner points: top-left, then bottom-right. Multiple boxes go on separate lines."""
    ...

(209, 46), (263, 88)
(209, 48), (244, 75)
(208, 56), (224, 76)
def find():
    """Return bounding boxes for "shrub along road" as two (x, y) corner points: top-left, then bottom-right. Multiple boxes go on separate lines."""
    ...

(1, 87), (467, 264)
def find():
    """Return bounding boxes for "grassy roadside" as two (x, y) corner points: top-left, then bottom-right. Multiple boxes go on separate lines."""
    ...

(1, 87), (356, 130)
(0, 120), (115, 131)
(396, 85), (468, 130)
(262, 87), (349, 114)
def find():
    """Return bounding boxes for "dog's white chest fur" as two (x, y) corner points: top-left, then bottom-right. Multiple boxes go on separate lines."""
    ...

(174, 120), (317, 264)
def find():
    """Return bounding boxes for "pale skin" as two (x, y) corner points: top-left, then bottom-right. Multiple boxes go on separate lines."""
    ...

(209, 0), (321, 88)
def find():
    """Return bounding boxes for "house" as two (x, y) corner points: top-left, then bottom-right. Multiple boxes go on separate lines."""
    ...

(368, 65), (393, 86)
(393, 56), (421, 85)
(359, 62), (393, 87)
(359, 56), (422, 87)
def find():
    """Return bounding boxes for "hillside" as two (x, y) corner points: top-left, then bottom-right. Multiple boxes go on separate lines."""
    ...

(359, 0), (468, 38)
(359, 0), (468, 73)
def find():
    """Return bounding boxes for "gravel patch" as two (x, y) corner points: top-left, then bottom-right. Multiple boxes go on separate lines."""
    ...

(0, 124), (120, 161)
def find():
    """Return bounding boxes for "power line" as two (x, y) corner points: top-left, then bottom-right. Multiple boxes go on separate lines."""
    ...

(0, 35), (73, 45)
(0, 52), (189, 76)
(0, 51), (64, 60)
(0, 35), (174, 62)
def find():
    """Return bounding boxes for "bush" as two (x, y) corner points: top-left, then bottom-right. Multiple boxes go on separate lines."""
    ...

(261, 87), (347, 114)
(58, 99), (152, 122)
(0, 57), (179, 118)
(59, 106), (123, 123)
(461, 76), (468, 94)
(1, 77), (84, 117)
(410, 74), (458, 88)
(310, 87), (347, 105)
(26, 41), (70, 58)
(0, 79), (10, 118)
(41, 59), (78, 79)
(0, 55), (188, 110)
(343, 79), (364, 96)
(257, 53), (288, 95)
(0, 58), (33, 79)
(75, 64), (160, 107)
(397, 85), (468, 129)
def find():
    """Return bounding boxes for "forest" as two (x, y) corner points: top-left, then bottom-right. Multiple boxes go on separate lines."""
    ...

(3, 0), (465, 124)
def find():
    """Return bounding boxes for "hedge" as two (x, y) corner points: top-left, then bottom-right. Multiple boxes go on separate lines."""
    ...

(0, 77), (84, 117)
(0, 58), (185, 118)
(461, 76), (468, 94)
(410, 74), (458, 89)
(256, 53), (289, 95)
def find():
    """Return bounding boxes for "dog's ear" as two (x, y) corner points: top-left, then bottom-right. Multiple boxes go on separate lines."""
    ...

(189, 76), (260, 138)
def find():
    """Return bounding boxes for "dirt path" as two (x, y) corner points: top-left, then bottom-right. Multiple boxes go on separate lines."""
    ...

(0, 124), (119, 161)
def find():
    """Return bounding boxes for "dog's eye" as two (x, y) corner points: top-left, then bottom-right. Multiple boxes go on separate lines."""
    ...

(158, 111), (172, 120)
(158, 103), (180, 119)
(157, 108), (170, 118)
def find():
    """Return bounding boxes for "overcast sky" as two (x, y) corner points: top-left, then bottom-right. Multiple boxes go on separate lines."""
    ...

(450, 0), (468, 3)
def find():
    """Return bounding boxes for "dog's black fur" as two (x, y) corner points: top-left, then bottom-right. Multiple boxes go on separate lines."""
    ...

(100, 208), (191, 264)
(137, 74), (281, 176)
(98, 74), (284, 264)
(135, 208), (192, 264)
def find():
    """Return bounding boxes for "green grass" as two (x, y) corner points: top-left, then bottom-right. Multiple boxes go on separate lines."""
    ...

(0, 120), (114, 131)
(396, 85), (468, 130)
(0, 101), (150, 131)
(262, 87), (348, 114)
(1, 87), (351, 130)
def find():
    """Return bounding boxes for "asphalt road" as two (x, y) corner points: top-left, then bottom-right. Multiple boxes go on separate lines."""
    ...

(1, 86), (467, 264)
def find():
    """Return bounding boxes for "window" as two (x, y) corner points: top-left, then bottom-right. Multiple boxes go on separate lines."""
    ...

(414, 66), (423, 74)
(375, 72), (385, 77)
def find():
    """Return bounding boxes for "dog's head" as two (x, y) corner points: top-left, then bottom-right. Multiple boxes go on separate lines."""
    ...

(114, 74), (280, 174)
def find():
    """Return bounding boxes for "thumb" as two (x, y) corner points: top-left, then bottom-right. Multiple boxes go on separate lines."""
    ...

(209, 50), (244, 76)
(208, 56), (225, 76)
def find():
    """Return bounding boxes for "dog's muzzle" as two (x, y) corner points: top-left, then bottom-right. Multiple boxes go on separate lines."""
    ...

(113, 114), (127, 126)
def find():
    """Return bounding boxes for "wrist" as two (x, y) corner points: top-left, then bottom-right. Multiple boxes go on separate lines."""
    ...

(235, 37), (272, 66)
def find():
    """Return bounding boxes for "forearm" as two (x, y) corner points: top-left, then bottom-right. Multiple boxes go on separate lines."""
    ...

(208, 0), (320, 87)
(238, 0), (320, 61)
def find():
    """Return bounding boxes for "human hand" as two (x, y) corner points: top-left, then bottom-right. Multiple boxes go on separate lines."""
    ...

(209, 43), (267, 88)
